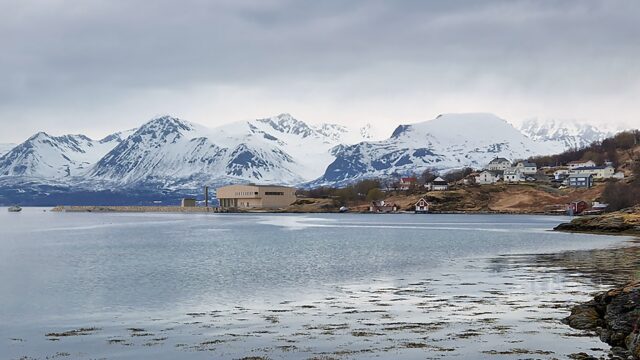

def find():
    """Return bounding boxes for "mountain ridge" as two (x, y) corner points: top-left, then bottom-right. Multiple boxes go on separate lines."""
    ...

(0, 113), (614, 204)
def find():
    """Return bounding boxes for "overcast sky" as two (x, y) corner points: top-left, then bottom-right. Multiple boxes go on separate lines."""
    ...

(0, 0), (639, 142)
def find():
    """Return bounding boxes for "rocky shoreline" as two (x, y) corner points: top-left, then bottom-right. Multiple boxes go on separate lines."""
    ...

(556, 206), (640, 359)
(564, 281), (640, 359)
(554, 206), (640, 235)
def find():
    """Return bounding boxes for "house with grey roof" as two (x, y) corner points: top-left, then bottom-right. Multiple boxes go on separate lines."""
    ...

(487, 157), (511, 171)
(568, 173), (593, 188)
(515, 161), (537, 175)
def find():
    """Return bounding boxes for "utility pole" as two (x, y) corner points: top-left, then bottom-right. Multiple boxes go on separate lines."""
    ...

(204, 186), (209, 208)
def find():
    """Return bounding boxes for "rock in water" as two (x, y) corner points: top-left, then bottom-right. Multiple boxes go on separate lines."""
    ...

(564, 281), (640, 359)
(563, 303), (604, 330)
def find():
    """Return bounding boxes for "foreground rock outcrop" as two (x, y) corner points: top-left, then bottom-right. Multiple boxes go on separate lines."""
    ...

(555, 206), (640, 235)
(564, 281), (640, 359)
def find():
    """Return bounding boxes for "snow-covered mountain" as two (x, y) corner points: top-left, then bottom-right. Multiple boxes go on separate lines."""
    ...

(312, 113), (566, 186)
(519, 118), (612, 150)
(0, 131), (132, 178)
(84, 113), (374, 189)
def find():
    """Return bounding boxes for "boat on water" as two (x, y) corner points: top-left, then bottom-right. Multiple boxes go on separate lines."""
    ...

(8, 205), (22, 212)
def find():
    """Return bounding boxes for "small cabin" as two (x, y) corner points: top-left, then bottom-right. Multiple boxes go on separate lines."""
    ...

(567, 200), (588, 216)
(181, 198), (197, 207)
(415, 198), (430, 214)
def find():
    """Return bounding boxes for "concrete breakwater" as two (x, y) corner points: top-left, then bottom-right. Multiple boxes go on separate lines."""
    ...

(51, 205), (222, 213)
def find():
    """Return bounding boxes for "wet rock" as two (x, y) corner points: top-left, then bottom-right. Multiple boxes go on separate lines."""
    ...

(627, 333), (640, 359)
(568, 352), (599, 360)
(564, 303), (604, 330)
(565, 281), (640, 359)
(610, 346), (632, 360)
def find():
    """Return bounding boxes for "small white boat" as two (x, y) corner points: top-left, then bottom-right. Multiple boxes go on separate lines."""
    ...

(339, 206), (349, 213)
(8, 205), (22, 212)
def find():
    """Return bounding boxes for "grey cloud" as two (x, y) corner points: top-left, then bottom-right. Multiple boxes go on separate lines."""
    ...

(0, 0), (639, 141)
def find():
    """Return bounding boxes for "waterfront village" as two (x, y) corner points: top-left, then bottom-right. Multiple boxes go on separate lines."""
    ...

(168, 157), (627, 216)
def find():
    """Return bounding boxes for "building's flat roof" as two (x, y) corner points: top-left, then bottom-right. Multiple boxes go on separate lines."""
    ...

(218, 184), (295, 188)
(519, 161), (536, 167)
(573, 166), (609, 170)
(568, 160), (594, 164)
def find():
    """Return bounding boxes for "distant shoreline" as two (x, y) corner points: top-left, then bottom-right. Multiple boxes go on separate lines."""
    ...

(49, 205), (570, 216)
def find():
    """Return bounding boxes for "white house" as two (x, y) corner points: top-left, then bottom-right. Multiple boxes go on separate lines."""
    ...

(487, 157), (511, 171)
(515, 161), (537, 175)
(475, 170), (501, 185)
(553, 169), (570, 180)
(426, 177), (449, 191)
(504, 167), (525, 183)
(570, 165), (615, 179)
(567, 160), (596, 170)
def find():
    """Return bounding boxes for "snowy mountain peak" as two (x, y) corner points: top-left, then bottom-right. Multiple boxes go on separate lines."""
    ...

(139, 115), (194, 134)
(28, 131), (49, 140)
(391, 113), (514, 141)
(313, 123), (350, 143)
(519, 118), (612, 150)
(359, 123), (375, 140)
(123, 116), (197, 147)
(255, 113), (314, 138)
(0, 130), (125, 178)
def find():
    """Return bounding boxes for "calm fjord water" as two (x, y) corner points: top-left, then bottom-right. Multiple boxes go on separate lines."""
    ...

(0, 208), (634, 359)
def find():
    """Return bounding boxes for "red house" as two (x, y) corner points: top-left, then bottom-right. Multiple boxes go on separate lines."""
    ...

(567, 200), (588, 215)
(399, 177), (417, 191)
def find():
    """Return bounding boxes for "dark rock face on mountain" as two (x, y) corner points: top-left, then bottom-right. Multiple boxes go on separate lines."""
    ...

(564, 281), (640, 359)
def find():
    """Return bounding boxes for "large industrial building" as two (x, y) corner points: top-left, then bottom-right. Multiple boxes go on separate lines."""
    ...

(216, 184), (297, 209)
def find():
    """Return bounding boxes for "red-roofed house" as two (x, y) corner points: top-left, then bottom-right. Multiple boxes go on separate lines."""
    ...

(399, 177), (417, 191)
